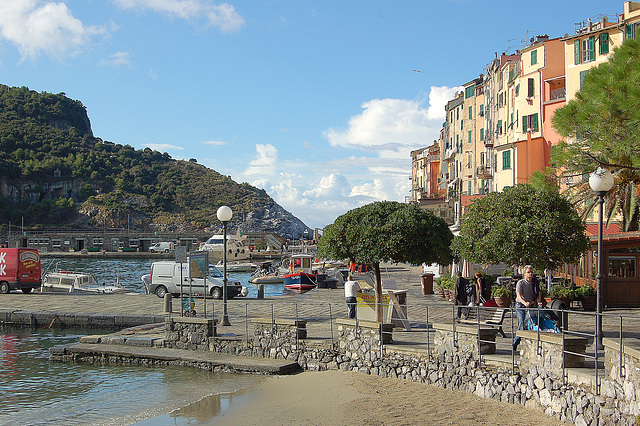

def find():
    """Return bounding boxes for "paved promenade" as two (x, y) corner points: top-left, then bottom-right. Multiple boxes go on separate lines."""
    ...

(1, 263), (639, 342)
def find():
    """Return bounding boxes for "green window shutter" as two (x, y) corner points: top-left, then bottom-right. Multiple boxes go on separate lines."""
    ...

(522, 114), (528, 132)
(579, 70), (588, 90)
(574, 40), (580, 64)
(527, 78), (534, 97)
(469, 106), (472, 119)
(627, 24), (633, 40)
(515, 84), (519, 97)
(480, 128), (484, 141)
(531, 50), (537, 65)
(468, 181), (471, 195)
(480, 104), (484, 115)
(468, 130), (472, 144)
(599, 33), (609, 55)
(533, 113), (538, 131)
(588, 36), (595, 61)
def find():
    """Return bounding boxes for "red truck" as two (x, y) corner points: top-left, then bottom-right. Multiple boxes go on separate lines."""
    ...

(0, 248), (42, 294)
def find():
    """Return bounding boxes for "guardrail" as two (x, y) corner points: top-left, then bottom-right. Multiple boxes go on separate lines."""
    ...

(179, 297), (640, 396)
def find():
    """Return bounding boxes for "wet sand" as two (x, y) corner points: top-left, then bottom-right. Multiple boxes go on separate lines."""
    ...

(212, 370), (563, 425)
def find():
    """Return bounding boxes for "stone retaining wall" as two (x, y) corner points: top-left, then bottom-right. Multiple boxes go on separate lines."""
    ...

(162, 316), (637, 424)
(164, 317), (215, 351)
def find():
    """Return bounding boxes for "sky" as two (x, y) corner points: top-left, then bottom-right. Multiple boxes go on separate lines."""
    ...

(0, 0), (624, 230)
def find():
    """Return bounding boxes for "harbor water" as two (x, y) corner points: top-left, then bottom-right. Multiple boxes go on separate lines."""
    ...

(0, 327), (269, 425)
(39, 257), (290, 298)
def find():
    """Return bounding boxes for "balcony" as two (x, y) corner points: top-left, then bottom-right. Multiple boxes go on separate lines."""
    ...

(477, 165), (493, 179)
(550, 87), (566, 101)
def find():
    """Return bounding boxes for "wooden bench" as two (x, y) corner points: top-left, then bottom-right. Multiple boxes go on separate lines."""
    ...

(458, 308), (508, 338)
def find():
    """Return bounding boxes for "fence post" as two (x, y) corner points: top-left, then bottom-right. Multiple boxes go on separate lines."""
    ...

(245, 303), (249, 347)
(329, 303), (335, 349)
(619, 315), (624, 379)
(425, 306), (430, 360)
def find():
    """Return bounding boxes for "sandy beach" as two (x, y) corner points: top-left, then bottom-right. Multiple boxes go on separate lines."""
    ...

(212, 370), (563, 425)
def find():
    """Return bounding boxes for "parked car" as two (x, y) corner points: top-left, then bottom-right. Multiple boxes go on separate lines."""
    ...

(149, 242), (175, 253)
(148, 261), (242, 299)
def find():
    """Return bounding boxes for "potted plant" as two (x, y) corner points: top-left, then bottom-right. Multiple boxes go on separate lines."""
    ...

(436, 276), (452, 300)
(550, 284), (575, 308)
(576, 284), (597, 311)
(491, 284), (512, 308)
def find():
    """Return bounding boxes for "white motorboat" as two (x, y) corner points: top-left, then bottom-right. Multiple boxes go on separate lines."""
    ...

(215, 260), (258, 272)
(199, 232), (251, 261)
(41, 270), (129, 294)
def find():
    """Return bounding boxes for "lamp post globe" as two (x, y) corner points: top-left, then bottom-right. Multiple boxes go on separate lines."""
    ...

(217, 205), (233, 326)
(589, 167), (614, 350)
(217, 206), (233, 223)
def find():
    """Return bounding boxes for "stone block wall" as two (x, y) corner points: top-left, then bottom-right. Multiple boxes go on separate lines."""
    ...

(518, 330), (588, 376)
(164, 317), (214, 351)
(603, 338), (640, 417)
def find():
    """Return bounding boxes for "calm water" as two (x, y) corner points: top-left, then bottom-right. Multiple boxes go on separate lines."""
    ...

(0, 327), (269, 425)
(39, 257), (290, 298)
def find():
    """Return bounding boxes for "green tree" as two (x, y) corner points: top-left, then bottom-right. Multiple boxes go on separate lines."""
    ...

(552, 38), (640, 230)
(451, 185), (589, 272)
(318, 201), (453, 322)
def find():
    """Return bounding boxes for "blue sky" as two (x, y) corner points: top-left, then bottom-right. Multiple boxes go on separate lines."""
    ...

(0, 0), (622, 229)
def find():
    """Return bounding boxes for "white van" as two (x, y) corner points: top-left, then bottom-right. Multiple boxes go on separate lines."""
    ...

(149, 261), (242, 299)
(149, 242), (175, 253)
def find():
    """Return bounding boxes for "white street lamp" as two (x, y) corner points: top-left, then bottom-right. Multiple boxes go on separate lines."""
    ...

(589, 167), (614, 349)
(216, 206), (233, 326)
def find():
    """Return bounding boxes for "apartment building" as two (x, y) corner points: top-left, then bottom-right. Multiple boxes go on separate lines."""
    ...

(411, 1), (640, 218)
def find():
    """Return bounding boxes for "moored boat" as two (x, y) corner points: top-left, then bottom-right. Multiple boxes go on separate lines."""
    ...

(215, 260), (258, 272)
(199, 232), (250, 262)
(283, 254), (317, 291)
(41, 270), (129, 294)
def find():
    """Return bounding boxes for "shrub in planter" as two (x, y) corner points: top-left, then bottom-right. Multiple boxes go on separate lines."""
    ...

(576, 284), (597, 311)
(491, 284), (512, 307)
(550, 284), (575, 308)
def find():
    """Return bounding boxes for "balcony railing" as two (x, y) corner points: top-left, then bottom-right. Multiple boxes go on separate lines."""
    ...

(477, 165), (493, 178)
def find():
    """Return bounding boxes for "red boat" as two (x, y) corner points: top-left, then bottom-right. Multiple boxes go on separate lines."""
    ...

(283, 254), (317, 291)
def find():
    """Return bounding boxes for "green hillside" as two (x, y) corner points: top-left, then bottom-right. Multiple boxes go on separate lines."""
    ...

(0, 84), (273, 230)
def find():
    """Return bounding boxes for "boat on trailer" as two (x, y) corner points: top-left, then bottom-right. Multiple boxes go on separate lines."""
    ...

(283, 254), (317, 291)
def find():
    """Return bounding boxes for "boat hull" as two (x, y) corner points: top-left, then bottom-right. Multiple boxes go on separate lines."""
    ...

(250, 275), (284, 284)
(283, 272), (316, 290)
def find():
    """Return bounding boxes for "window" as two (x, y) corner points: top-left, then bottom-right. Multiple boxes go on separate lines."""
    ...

(527, 78), (534, 98)
(456, 108), (459, 120)
(522, 113), (539, 132)
(460, 119), (463, 130)
(515, 84), (520, 97)
(502, 150), (511, 170)
(581, 36), (595, 63)
(468, 130), (472, 144)
(574, 40), (580, 65)
(531, 49), (537, 65)
(599, 33), (609, 55)
(465, 86), (475, 98)
(468, 181), (472, 195)
(626, 23), (640, 40)
(579, 70), (589, 89)
(480, 128), (484, 141)
(609, 256), (636, 278)
(468, 106), (472, 119)
(479, 104), (484, 116)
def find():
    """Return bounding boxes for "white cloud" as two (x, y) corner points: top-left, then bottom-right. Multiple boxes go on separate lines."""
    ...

(100, 51), (131, 66)
(145, 143), (184, 151)
(112, 0), (245, 32)
(203, 140), (227, 146)
(427, 85), (463, 120)
(0, 0), (106, 61)
(240, 87), (460, 228)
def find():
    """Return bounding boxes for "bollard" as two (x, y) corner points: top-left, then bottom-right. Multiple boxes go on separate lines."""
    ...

(164, 293), (172, 313)
(257, 284), (264, 299)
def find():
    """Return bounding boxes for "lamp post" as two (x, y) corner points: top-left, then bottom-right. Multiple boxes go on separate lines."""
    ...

(217, 205), (233, 326)
(589, 167), (614, 349)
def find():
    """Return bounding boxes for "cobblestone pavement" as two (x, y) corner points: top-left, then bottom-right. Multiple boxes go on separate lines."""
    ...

(2, 263), (639, 348)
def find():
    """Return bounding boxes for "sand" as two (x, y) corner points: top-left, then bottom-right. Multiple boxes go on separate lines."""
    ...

(212, 370), (563, 425)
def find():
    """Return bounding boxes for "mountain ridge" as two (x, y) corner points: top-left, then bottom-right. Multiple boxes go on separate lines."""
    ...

(0, 84), (311, 239)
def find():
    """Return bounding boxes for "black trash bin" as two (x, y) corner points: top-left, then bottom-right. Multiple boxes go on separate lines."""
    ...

(326, 278), (338, 289)
(316, 274), (327, 289)
(549, 299), (569, 331)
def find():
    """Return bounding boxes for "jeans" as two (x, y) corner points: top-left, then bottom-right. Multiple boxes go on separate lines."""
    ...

(346, 296), (357, 319)
(513, 302), (527, 347)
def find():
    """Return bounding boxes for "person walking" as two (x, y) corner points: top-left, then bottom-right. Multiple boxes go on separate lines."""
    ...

(513, 265), (541, 350)
(454, 271), (469, 318)
(474, 271), (490, 304)
(344, 275), (360, 319)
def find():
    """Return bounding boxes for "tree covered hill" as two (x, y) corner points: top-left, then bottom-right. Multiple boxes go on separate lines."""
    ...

(0, 84), (310, 237)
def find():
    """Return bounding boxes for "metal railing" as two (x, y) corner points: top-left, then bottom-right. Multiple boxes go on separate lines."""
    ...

(168, 297), (639, 396)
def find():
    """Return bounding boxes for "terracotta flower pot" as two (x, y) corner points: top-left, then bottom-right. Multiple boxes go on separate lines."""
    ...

(494, 296), (512, 308)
